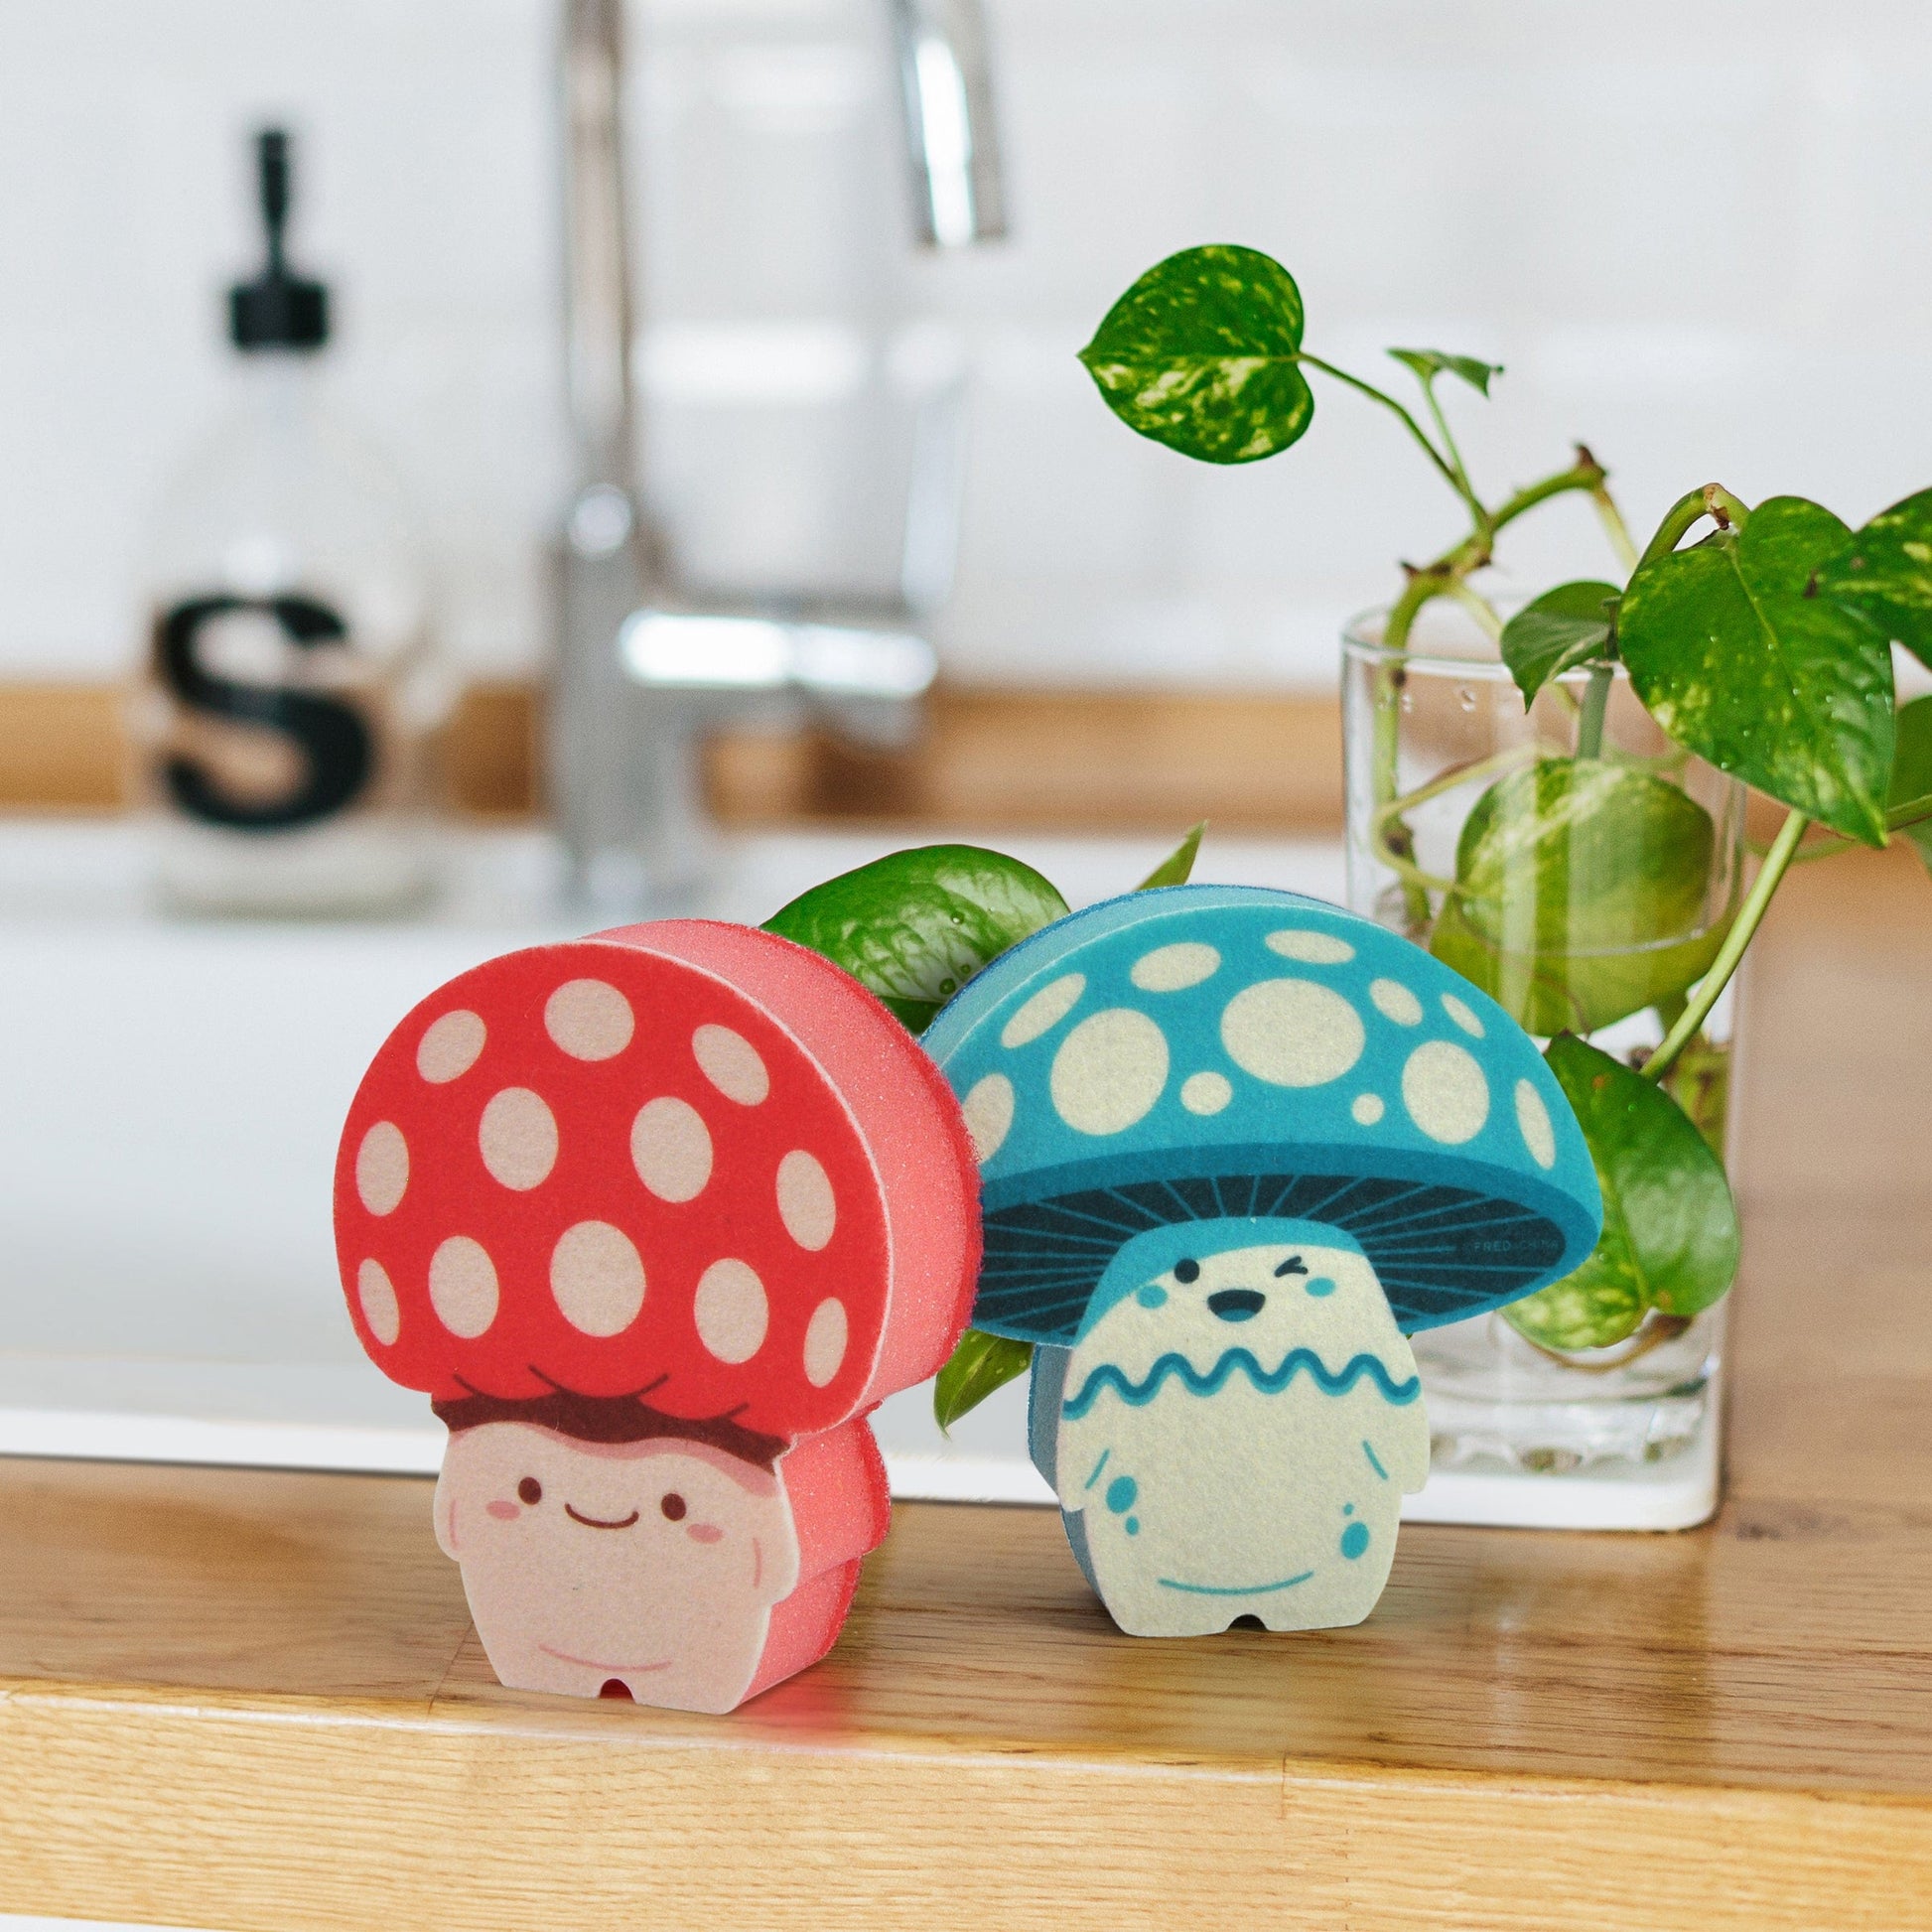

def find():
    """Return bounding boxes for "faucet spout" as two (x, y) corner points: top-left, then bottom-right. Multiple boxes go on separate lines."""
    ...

(890, 0), (1008, 248)
(561, 0), (637, 499)
(554, 0), (1005, 909)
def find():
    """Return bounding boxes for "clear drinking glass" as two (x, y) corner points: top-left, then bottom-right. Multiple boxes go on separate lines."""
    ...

(1342, 603), (1746, 1471)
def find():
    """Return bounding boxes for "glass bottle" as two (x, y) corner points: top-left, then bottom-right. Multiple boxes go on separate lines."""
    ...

(140, 128), (435, 915)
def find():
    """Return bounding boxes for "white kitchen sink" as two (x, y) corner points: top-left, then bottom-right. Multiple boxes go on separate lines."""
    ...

(0, 820), (1343, 1506)
(0, 820), (1714, 1528)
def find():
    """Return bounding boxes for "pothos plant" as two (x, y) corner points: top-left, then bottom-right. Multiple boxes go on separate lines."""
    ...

(775, 241), (1932, 1419)
(1071, 242), (1932, 1357)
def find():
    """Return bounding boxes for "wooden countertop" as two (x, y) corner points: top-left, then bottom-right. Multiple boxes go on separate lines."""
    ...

(4, 850), (1931, 1931)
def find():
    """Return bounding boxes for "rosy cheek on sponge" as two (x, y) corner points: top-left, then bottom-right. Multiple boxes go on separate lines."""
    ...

(686, 1523), (724, 1545)
(485, 1500), (520, 1521)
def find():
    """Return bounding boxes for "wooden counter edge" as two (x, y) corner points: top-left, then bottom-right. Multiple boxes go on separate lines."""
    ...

(5, 1672), (1929, 1931)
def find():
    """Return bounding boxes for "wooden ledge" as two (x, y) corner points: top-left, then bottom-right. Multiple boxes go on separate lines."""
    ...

(3, 857), (1930, 1930)
(0, 679), (1343, 831)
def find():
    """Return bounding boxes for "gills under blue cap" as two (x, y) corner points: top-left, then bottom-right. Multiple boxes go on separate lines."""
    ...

(920, 885), (1602, 1342)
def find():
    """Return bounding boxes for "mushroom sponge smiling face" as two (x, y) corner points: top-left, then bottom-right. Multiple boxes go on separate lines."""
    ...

(334, 918), (981, 1712)
(923, 884), (1602, 1640)
(435, 1425), (802, 1713)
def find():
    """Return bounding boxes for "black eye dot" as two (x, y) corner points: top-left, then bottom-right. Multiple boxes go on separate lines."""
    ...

(1275, 1256), (1310, 1278)
(516, 1477), (542, 1505)
(661, 1492), (687, 1521)
(1173, 1258), (1200, 1284)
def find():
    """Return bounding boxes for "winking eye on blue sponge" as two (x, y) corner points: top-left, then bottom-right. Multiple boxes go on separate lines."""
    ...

(921, 884), (1602, 1639)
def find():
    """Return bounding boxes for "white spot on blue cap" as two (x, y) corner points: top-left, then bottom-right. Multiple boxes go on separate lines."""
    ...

(1002, 973), (1085, 1049)
(1050, 1009), (1169, 1135)
(1515, 1078), (1556, 1170)
(1180, 1070), (1231, 1115)
(1220, 979), (1364, 1088)
(1351, 1093), (1384, 1125)
(961, 1072), (1015, 1164)
(1403, 1040), (1489, 1145)
(1267, 928), (1354, 964)
(1370, 978), (1422, 1027)
(1131, 942), (1220, 992)
(1442, 992), (1485, 1038)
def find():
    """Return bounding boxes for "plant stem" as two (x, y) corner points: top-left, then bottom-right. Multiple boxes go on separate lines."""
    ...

(1486, 449), (1610, 532)
(1575, 662), (1614, 758)
(1590, 483), (1641, 576)
(1371, 827), (1459, 900)
(1380, 742), (1539, 823)
(1705, 483), (1752, 531)
(1637, 482), (1752, 571)
(1636, 487), (1714, 570)
(1381, 452), (1614, 653)
(1364, 445), (1618, 940)
(1296, 352), (1480, 515)
(1445, 581), (1503, 640)
(1641, 808), (1808, 1082)
(1754, 789), (1932, 862)
(1418, 374), (1474, 503)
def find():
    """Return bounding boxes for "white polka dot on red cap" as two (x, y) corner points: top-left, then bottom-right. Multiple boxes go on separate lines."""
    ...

(775, 1150), (836, 1251)
(356, 1259), (400, 1346)
(803, 1298), (848, 1388)
(694, 1258), (768, 1364)
(356, 1122), (408, 1216)
(416, 1009), (485, 1083)
(479, 1087), (558, 1191)
(429, 1236), (498, 1338)
(630, 1097), (713, 1202)
(545, 979), (634, 1061)
(551, 1221), (645, 1336)
(693, 1024), (768, 1105)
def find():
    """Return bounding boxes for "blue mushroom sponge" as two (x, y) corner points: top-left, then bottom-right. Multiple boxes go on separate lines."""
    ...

(921, 885), (1602, 1342)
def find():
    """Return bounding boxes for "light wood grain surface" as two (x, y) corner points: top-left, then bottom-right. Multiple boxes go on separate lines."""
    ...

(2, 849), (1930, 1930)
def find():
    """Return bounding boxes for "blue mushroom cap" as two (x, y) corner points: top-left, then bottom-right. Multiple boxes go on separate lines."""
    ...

(921, 885), (1602, 1342)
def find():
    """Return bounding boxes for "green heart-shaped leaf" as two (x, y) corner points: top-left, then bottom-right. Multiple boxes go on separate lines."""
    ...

(1814, 485), (1932, 670)
(934, 1327), (1035, 1434)
(1428, 758), (1723, 1034)
(762, 844), (1069, 1035)
(1502, 1035), (1739, 1351)
(1890, 694), (1932, 878)
(1500, 580), (1620, 706)
(1617, 495), (1895, 845)
(1078, 245), (1314, 466)
(1387, 346), (1502, 397)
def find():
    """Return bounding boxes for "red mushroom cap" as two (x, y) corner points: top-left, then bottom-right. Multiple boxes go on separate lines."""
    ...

(334, 920), (980, 1442)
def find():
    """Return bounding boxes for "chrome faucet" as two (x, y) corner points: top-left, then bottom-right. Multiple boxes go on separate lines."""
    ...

(553, 0), (1006, 908)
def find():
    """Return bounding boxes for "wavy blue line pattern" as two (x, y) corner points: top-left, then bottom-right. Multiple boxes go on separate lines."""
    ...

(1062, 1347), (1422, 1419)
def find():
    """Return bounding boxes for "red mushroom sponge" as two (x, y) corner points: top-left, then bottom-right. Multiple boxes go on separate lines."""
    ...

(335, 919), (981, 1442)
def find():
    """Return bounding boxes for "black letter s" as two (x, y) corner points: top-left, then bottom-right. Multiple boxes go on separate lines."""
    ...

(156, 593), (374, 830)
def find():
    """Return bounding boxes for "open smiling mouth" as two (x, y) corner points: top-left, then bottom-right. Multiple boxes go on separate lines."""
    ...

(565, 1504), (641, 1530)
(1158, 1571), (1315, 1595)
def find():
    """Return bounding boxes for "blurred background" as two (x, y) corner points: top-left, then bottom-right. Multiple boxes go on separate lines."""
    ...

(5, 0), (1932, 705)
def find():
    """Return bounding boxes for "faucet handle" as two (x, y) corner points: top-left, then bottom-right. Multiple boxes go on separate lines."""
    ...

(619, 610), (935, 705)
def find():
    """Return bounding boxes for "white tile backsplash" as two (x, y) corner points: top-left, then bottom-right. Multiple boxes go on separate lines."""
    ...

(3, 0), (1932, 690)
